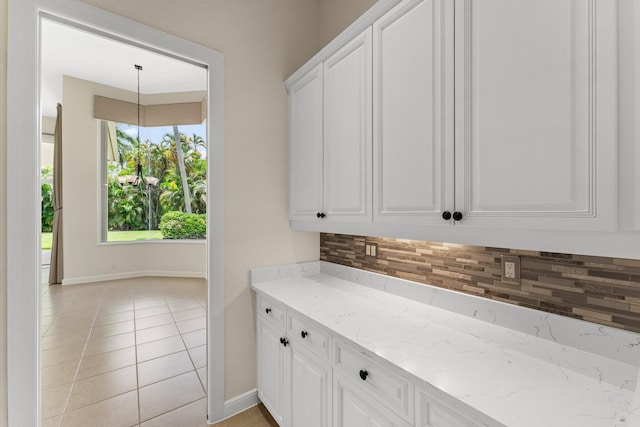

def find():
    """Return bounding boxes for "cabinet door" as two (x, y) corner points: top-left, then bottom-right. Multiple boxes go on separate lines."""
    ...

(323, 28), (373, 223)
(288, 344), (332, 427)
(453, 0), (617, 231)
(373, 0), (455, 225)
(289, 64), (324, 221)
(334, 373), (412, 427)
(257, 318), (285, 425)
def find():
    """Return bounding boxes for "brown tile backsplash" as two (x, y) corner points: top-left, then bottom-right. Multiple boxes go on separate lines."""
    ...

(320, 233), (640, 333)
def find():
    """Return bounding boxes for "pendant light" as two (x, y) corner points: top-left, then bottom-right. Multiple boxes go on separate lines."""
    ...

(135, 64), (143, 179)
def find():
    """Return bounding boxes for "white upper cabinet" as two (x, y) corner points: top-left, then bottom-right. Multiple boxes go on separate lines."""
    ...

(323, 28), (373, 223)
(287, 0), (621, 241)
(288, 29), (372, 224)
(289, 65), (324, 221)
(453, 0), (617, 231)
(373, 0), (454, 226)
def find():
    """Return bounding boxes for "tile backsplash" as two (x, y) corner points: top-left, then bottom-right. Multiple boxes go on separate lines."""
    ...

(320, 233), (640, 333)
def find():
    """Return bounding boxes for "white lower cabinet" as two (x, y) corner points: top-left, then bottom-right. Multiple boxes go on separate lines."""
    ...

(334, 372), (412, 427)
(288, 344), (332, 427)
(334, 338), (413, 423)
(257, 316), (286, 425)
(256, 293), (500, 427)
(257, 295), (332, 427)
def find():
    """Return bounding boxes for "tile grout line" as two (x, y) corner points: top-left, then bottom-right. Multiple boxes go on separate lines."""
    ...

(140, 398), (208, 426)
(56, 286), (107, 426)
(42, 279), (208, 426)
(133, 287), (145, 426)
(140, 282), (183, 424)
(167, 290), (202, 387)
(133, 286), (155, 422)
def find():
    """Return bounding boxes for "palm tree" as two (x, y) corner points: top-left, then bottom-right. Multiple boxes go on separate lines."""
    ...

(115, 127), (136, 168)
(172, 126), (192, 213)
(190, 133), (206, 156)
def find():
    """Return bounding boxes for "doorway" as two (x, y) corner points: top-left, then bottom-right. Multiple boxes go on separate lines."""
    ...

(7, 1), (225, 425)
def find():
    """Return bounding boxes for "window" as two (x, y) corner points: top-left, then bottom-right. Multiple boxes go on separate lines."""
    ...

(100, 120), (207, 243)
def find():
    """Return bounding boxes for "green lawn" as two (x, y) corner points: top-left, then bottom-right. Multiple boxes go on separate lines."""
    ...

(107, 230), (164, 242)
(41, 230), (164, 249)
(42, 232), (53, 250)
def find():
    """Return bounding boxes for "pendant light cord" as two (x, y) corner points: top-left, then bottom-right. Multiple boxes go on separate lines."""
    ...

(135, 64), (143, 178)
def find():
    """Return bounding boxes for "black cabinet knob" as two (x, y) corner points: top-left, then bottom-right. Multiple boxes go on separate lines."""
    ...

(453, 211), (463, 221)
(301, 331), (308, 339)
(317, 212), (322, 218)
(280, 337), (289, 347)
(265, 308), (271, 314)
(319, 212), (326, 219)
(442, 211), (452, 221)
(359, 369), (368, 381)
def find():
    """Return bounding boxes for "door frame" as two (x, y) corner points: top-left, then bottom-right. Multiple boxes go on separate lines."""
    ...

(6, 0), (225, 424)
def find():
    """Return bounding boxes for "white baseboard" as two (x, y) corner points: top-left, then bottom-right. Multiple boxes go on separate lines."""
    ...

(61, 270), (206, 285)
(208, 389), (259, 424)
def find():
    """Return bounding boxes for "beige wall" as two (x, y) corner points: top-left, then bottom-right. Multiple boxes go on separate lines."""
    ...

(0, 0), (376, 420)
(0, 0), (6, 422)
(318, 0), (378, 47)
(77, 0), (323, 399)
(62, 75), (207, 283)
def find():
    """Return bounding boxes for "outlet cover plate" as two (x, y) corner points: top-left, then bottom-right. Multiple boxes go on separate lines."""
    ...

(501, 255), (521, 285)
(365, 242), (378, 258)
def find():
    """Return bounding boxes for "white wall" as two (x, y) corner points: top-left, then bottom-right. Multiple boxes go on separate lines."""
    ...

(62, 75), (207, 284)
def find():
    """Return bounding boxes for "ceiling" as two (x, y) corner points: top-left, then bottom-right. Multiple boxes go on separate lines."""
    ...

(41, 19), (207, 118)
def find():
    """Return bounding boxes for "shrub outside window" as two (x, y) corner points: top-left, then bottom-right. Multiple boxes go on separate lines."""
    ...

(100, 120), (207, 243)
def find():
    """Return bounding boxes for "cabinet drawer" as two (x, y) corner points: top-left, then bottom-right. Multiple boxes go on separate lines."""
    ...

(334, 371), (412, 427)
(287, 311), (331, 361)
(257, 293), (285, 329)
(416, 385), (504, 427)
(334, 339), (413, 422)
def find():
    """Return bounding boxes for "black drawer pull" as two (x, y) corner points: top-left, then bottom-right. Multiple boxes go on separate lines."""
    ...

(265, 308), (271, 314)
(359, 369), (368, 381)
(301, 330), (308, 339)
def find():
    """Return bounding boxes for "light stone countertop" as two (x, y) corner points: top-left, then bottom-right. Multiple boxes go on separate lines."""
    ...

(251, 262), (640, 427)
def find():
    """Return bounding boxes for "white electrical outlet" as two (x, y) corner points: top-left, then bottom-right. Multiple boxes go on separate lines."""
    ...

(504, 261), (516, 279)
(501, 255), (520, 284)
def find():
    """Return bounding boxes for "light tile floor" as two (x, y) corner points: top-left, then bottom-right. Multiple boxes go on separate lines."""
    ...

(41, 271), (210, 426)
